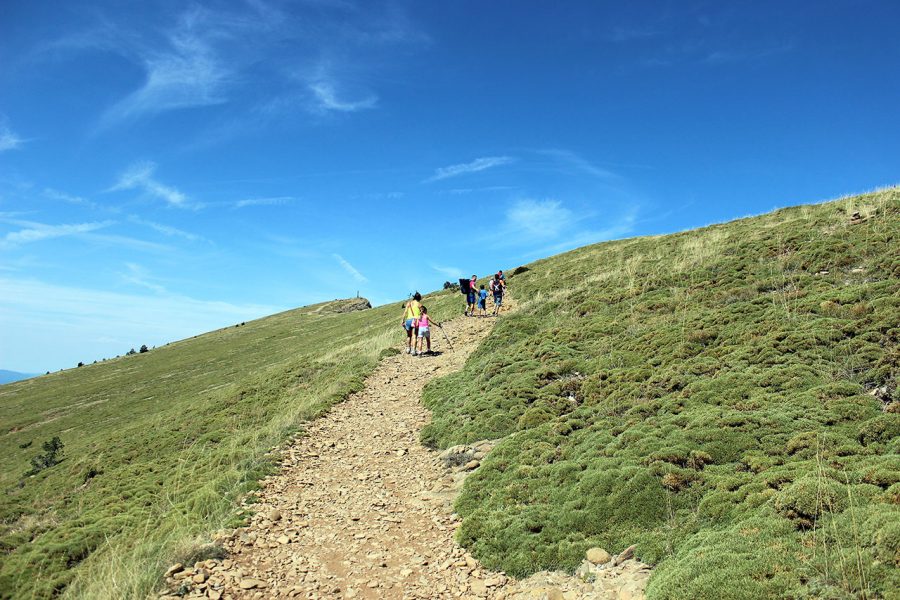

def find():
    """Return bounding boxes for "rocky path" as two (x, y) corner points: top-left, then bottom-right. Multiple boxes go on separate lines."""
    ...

(161, 308), (650, 600)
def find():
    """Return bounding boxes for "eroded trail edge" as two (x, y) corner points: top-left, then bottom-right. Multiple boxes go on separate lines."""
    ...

(162, 308), (650, 600)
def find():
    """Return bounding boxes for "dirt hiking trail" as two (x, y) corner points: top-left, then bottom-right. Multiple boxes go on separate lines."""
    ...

(161, 305), (650, 600)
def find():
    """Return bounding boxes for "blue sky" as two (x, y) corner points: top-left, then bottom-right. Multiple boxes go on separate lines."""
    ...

(1, 1), (898, 374)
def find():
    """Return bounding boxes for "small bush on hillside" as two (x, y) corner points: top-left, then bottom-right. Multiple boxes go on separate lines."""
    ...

(139, 345), (149, 353)
(26, 436), (64, 476)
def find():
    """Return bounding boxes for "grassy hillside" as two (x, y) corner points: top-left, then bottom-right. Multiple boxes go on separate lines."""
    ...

(423, 188), (899, 599)
(0, 295), (457, 599)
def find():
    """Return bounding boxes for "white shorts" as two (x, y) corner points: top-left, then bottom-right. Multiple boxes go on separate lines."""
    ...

(418, 327), (430, 338)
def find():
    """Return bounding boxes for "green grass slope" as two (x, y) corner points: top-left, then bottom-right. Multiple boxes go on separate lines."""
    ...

(0, 295), (457, 599)
(422, 189), (899, 599)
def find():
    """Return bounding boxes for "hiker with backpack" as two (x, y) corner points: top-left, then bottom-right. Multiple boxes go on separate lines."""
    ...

(465, 275), (477, 316)
(402, 292), (422, 354)
(490, 274), (505, 315)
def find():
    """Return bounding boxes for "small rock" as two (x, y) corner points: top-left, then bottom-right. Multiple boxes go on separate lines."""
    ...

(239, 578), (265, 590)
(546, 588), (565, 600)
(207, 590), (222, 600)
(164, 563), (184, 577)
(586, 547), (611, 565)
(192, 570), (208, 584)
(615, 544), (637, 565)
(267, 509), (282, 522)
(277, 535), (290, 545)
(464, 459), (480, 470)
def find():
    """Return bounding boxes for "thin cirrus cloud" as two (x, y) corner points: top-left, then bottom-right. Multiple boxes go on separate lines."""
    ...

(431, 264), (464, 279)
(111, 161), (190, 208)
(0, 125), (24, 151)
(127, 215), (201, 241)
(308, 81), (377, 114)
(233, 196), (293, 209)
(44, 188), (102, 210)
(0, 220), (114, 248)
(425, 156), (515, 182)
(99, 7), (236, 125)
(333, 253), (368, 283)
(538, 149), (619, 180)
(41, 2), (426, 134)
(504, 199), (574, 239)
(121, 262), (167, 294)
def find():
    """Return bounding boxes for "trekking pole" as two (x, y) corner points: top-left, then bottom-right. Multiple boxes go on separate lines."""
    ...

(437, 323), (454, 350)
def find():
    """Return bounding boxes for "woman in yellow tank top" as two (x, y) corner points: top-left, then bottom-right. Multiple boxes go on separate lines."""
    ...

(402, 292), (422, 354)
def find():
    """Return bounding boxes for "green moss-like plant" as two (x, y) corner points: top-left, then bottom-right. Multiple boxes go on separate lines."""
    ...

(421, 188), (900, 598)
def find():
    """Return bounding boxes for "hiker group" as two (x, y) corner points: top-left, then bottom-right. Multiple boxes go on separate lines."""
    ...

(401, 271), (508, 356)
(464, 271), (507, 318)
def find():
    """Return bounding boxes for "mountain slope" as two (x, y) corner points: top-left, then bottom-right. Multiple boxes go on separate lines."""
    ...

(422, 188), (899, 599)
(0, 296), (457, 599)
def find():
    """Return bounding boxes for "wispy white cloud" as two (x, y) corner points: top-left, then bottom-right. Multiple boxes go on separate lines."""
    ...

(703, 43), (794, 65)
(445, 185), (516, 195)
(0, 276), (283, 372)
(0, 124), (24, 152)
(505, 199), (574, 239)
(531, 209), (638, 257)
(489, 197), (640, 256)
(308, 81), (377, 113)
(121, 262), (167, 294)
(233, 196), (293, 209)
(85, 233), (173, 253)
(100, 7), (233, 124)
(333, 253), (368, 283)
(539, 149), (619, 180)
(127, 215), (201, 241)
(431, 264), (463, 280)
(426, 156), (515, 182)
(606, 27), (659, 43)
(57, 2), (423, 131)
(44, 188), (102, 210)
(111, 161), (190, 208)
(1, 220), (113, 247)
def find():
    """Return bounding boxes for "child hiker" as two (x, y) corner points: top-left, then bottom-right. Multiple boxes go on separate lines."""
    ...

(402, 292), (422, 354)
(478, 284), (488, 317)
(415, 305), (439, 356)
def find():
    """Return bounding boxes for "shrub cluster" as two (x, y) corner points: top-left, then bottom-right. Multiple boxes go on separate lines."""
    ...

(423, 189), (899, 598)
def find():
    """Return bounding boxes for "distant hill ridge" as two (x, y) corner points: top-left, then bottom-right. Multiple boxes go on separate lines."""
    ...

(0, 370), (35, 385)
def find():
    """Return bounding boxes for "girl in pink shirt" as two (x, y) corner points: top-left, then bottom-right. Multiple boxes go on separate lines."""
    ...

(415, 306), (439, 356)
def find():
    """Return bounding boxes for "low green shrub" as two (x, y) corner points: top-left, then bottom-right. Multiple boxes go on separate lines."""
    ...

(423, 188), (900, 598)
